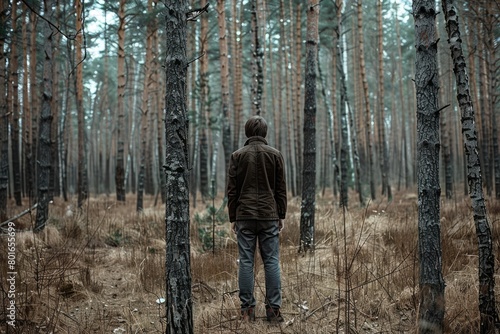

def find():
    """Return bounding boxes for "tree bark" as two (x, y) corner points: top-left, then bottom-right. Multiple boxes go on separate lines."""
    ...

(251, 0), (263, 116)
(115, 0), (127, 202)
(0, 0), (7, 222)
(199, 0), (210, 200)
(231, 0), (243, 149)
(377, 0), (391, 200)
(217, 0), (232, 179)
(35, 0), (54, 232)
(442, 1), (500, 331)
(293, 1), (303, 196)
(10, 0), (22, 206)
(164, 1), (193, 332)
(299, 0), (318, 252)
(413, 0), (445, 332)
(357, 0), (375, 201)
(137, 0), (154, 212)
(75, 0), (87, 208)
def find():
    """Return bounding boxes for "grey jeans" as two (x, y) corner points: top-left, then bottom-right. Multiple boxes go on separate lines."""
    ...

(236, 220), (281, 310)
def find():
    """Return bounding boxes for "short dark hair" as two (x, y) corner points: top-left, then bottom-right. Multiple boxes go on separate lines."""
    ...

(245, 116), (268, 138)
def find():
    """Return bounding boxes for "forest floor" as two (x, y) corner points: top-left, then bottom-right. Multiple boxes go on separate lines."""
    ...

(0, 190), (499, 333)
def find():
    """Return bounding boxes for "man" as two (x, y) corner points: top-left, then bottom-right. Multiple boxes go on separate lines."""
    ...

(227, 116), (287, 322)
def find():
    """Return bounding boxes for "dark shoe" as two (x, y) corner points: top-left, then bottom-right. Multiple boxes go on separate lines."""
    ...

(241, 307), (255, 322)
(266, 307), (284, 322)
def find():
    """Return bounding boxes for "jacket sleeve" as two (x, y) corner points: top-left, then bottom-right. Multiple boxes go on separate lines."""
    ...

(226, 153), (238, 222)
(275, 153), (287, 219)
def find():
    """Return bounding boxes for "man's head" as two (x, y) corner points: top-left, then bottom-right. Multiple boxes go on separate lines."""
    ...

(245, 116), (268, 138)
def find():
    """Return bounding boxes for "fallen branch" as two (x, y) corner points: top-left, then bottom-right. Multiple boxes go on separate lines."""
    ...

(0, 203), (38, 228)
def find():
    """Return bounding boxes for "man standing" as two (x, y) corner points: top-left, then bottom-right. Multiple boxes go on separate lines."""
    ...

(227, 116), (287, 322)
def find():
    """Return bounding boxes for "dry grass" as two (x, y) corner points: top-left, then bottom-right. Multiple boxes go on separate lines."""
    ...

(0, 191), (499, 333)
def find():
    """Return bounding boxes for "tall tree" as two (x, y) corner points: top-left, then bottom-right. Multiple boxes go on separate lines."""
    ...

(377, 0), (391, 200)
(413, 0), (445, 332)
(442, 1), (499, 331)
(30, 3), (39, 199)
(115, 0), (127, 202)
(0, 0), (8, 222)
(199, 0), (210, 199)
(35, 0), (55, 232)
(21, 3), (31, 199)
(217, 0), (232, 176)
(10, 0), (22, 206)
(251, 0), (263, 115)
(231, 0), (243, 148)
(357, 0), (375, 201)
(75, 0), (87, 208)
(299, 0), (319, 252)
(164, 0), (194, 332)
(137, 0), (154, 212)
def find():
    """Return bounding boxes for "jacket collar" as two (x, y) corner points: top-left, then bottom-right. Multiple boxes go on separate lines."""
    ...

(244, 136), (268, 146)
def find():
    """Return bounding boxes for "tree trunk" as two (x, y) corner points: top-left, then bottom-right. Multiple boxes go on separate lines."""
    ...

(115, 0), (126, 202)
(0, 0), (7, 222)
(299, 0), (318, 253)
(413, 0), (445, 332)
(293, 1), (303, 196)
(30, 6), (39, 198)
(21, 3), (31, 199)
(137, 0), (154, 212)
(357, 0), (375, 201)
(442, 1), (500, 331)
(10, 0), (22, 206)
(51, 2), (61, 199)
(164, 1), (193, 332)
(76, 0), (87, 208)
(231, 0), (243, 149)
(35, 0), (54, 232)
(199, 0), (210, 200)
(377, 0), (391, 200)
(251, 0), (263, 116)
(217, 0), (232, 179)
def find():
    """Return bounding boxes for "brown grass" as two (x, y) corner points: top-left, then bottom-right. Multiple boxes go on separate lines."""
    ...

(0, 191), (499, 333)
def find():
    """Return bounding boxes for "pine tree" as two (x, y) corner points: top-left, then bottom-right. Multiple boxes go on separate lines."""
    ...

(413, 0), (445, 331)
(164, 0), (194, 332)
(299, 0), (319, 252)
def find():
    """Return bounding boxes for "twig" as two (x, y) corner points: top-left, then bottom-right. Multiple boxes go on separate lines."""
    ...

(21, 0), (78, 40)
(186, 3), (210, 21)
(304, 299), (337, 320)
(186, 52), (205, 68)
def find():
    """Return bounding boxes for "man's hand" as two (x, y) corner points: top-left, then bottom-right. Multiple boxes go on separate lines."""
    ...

(279, 219), (284, 233)
(231, 222), (236, 234)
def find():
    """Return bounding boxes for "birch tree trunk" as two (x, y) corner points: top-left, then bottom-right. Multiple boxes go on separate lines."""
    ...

(442, 1), (500, 331)
(299, 0), (318, 252)
(0, 0), (7, 222)
(413, 0), (445, 332)
(35, 0), (54, 232)
(164, 1), (193, 332)
(115, 0), (127, 202)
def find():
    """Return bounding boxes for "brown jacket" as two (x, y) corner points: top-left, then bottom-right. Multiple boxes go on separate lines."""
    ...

(227, 136), (287, 222)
